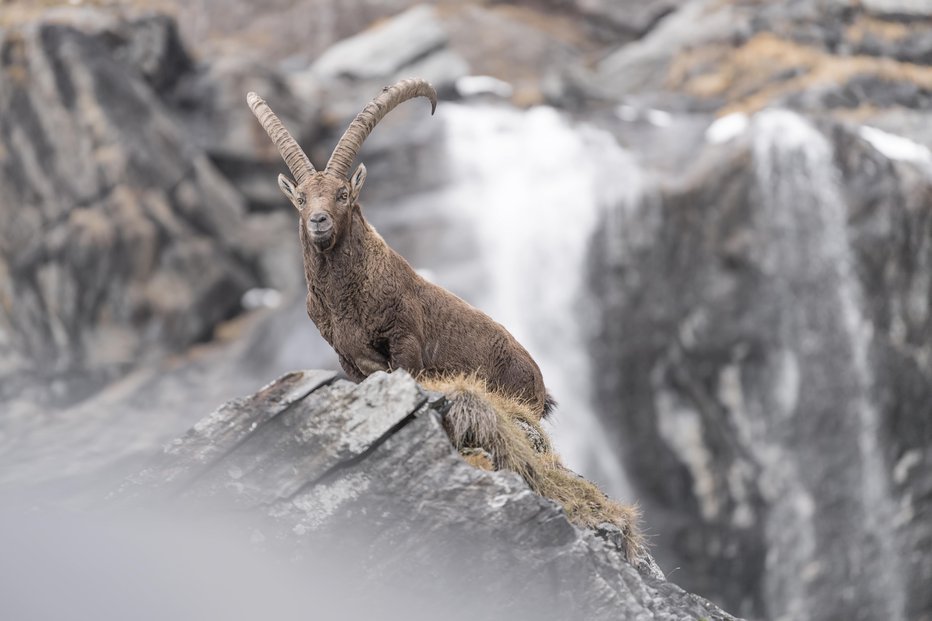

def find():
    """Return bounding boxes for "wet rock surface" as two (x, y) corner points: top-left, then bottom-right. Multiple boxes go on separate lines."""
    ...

(118, 369), (735, 621)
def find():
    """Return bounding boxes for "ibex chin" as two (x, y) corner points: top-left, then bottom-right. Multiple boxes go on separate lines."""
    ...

(247, 78), (554, 418)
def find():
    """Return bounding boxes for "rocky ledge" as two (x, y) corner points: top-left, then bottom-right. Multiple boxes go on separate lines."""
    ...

(117, 369), (734, 621)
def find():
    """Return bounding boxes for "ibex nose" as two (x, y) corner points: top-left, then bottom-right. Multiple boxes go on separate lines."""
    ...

(307, 211), (333, 236)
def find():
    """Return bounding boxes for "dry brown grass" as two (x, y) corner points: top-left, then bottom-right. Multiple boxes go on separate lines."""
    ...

(668, 32), (932, 115)
(847, 14), (913, 46)
(421, 372), (643, 561)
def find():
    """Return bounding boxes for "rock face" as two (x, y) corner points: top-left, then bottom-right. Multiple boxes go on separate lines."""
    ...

(121, 369), (735, 621)
(589, 111), (932, 620)
(0, 14), (263, 391)
(578, 3), (932, 620)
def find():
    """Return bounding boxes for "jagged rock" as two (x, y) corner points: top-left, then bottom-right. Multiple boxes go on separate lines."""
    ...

(444, 5), (589, 107)
(0, 16), (263, 389)
(104, 13), (194, 92)
(596, 1), (745, 99)
(589, 111), (932, 620)
(302, 6), (467, 133)
(574, 0), (691, 39)
(120, 369), (736, 621)
(148, 0), (418, 66)
(585, 3), (932, 618)
(596, 0), (932, 119)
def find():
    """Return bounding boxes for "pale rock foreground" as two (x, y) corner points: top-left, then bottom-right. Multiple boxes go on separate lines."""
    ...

(118, 369), (735, 621)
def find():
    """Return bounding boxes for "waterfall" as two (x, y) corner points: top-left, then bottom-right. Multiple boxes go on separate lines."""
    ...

(752, 109), (904, 621)
(391, 103), (644, 499)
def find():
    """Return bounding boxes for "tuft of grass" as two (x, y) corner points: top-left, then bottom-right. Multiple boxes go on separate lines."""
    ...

(420, 372), (643, 561)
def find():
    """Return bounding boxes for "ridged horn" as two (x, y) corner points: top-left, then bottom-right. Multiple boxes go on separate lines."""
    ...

(325, 78), (437, 179)
(247, 92), (314, 185)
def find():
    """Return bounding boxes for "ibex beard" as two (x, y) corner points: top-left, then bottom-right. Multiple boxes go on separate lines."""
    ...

(247, 78), (555, 420)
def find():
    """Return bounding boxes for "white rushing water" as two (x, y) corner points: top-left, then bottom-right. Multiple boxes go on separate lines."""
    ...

(752, 109), (905, 621)
(406, 103), (644, 498)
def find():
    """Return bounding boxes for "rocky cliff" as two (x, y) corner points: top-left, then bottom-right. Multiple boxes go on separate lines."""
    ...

(583, 3), (932, 620)
(115, 368), (734, 621)
(0, 12), (296, 401)
(590, 112), (932, 620)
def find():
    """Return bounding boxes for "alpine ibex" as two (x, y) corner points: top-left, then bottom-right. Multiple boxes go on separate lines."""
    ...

(247, 78), (555, 418)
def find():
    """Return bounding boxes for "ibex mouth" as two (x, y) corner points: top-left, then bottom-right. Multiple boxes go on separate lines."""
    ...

(309, 227), (335, 249)
(307, 211), (333, 243)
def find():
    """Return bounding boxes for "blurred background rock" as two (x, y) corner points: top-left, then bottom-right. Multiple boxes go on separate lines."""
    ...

(0, 0), (930, 619)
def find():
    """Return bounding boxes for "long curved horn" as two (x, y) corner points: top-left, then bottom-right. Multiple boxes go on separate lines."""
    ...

(247, 92), (315, 185)
(325, 78), (437, 179)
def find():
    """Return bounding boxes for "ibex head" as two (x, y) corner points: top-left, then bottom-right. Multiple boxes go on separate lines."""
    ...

(247, 79), (437, 252)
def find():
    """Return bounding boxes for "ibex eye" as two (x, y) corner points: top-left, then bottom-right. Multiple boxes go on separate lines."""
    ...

(337, 189), (348, 201)
(297, 196), (305, 205)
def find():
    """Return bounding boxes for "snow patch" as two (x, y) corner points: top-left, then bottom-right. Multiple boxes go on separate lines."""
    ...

(893, 449), (922, 485)
(455, 75), (513, 98)
(242, 288), (283, 310)
(859, 125), (932, 166)
(614, 104), (674, 127)
(655, 388), (720, 520)
(706, 112), (749, 144)
(645, 108), (673, 127)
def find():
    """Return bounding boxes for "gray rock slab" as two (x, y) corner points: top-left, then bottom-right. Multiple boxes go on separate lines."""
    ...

(123, 369), (337, 495)
(597, 0), (743, 97)
(178, 371), (425, 507)
(312, 5), (448, 80)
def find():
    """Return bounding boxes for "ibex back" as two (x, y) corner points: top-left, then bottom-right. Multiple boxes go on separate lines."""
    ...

(247, 79), (554, 418)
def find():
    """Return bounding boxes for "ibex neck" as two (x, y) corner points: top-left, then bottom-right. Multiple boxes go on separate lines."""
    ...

(301, 208), (378, 298)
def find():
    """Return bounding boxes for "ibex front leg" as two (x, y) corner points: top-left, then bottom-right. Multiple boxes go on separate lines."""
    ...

(388, 333), (425, 374)
(337, 353), (367, 382)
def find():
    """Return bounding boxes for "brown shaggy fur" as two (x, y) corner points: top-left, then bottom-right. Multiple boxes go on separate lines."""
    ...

(255, 81), (554, 418)
(420, 373), (643, 562)
(278, 170), (554, 420)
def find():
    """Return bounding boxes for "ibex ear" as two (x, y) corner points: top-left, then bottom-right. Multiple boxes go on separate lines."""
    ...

(350, 163), (367, 200)
(278, 174), (299, 208)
